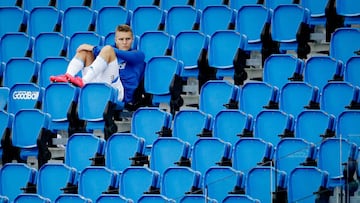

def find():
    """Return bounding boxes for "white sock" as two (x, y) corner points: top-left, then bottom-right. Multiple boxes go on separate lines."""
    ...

(82, 56), (107, 83)
(66, 57), (84, 76)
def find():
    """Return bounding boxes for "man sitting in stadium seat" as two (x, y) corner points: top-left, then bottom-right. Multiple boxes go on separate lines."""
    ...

(50, 24), (146, 105)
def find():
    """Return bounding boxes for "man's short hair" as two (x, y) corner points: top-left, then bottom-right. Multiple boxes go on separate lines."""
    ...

(116, 24), (133, 34)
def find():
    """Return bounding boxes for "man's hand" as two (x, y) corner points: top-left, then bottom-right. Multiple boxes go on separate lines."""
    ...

(77, 44), (94, 52)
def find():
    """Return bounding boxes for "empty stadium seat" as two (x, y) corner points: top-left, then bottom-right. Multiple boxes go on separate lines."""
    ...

(295, 110), (336, 146)
(64, 133), (106, 172)
(232, 137), (274, 174)
(38, 56), (69, 89)
(265, 0), (296, 9)
(91, 0), (124, 12)
(304, 55), (344, 93)
(270, 4), (311, 58)
(208, 30), (247, 79)
(3, 57), (38, 88)
(42, 83), (80, 135)
(279, 82), (320, 118)
(191, 137), (232, 177)
(199, 80), (240, 118)
(119, 166), (160, 203)
(78, 166), (119, 202)
(0, 6), (27, 38)
(223, 194), (260, 203)
(213, 109), (253, 145)
(104, 132), (145, 172)
(57, 0), (89, 12)
(337, 110), (360, 147)
(143, 56), (183, 106)
(96, 194), (133, 203)
(172, 109), (213, 147)
(36, 163), (77, 202)
(33, 32), (68, 63)
(160, 0), (191, 11)
(125, 0), (157, 12)
(344, 56), (360, 87)
(0, 163), (37, 202)
(335, 0), (360, 26)
(0, 0), (18, 6)
(246, 166), (287, 203)
(95, 6), (131, 37)
(23, 0), (54, 12)
(165, 5), (200, 37)
(275, 138), (317, 175)
(204, 166), (245, 202)
(288, 166), (330, 202)
(130, 6), (165, 37)
(67, 31), (103, 59)
(27, 6), (62, 38)
(138, 194), (175, 203)
(195, 0), (225, 11)
(138, 31), (173, 62)
(161, 166), (202, 201)
(150, 137), (191, 175)
(55, 194), (92, 203)
(300, 0), (329, 26)
(0, 32), (33, 63)
(200, 5), (236, 37)
(179, 194), (218, 203)
(61, 6), (96, 38)
(263, 54), (305, 90)
(239, 81), (279, 119)
(330, 27), (360, 65)
(7, 83), (42, 115)
(131, 107), (172, 154)
(172, 30), (209, 78)
(318, 138), (358, 188)
(254, 109), (295, 147)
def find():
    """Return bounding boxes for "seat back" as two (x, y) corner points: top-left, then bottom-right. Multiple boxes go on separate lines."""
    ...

(265, 0), (296, 9)
(330, 27), (360, 64)
(96, 6), (131, 37)
(57, 0), (87, 12)
(199, 80), (240, 118)
(295, 110), (335, 146)
(125, 0), (156, 12)
(0, 32), (32, 63)
(131, 107), (172, 153)
(263, 54), (304, 90)
(64, 133), (105, 172)
(0, 163), (37, 202)
(61, 6), (96, 38)
(195, 0), (225, 11)
(275, 138), (316, 175)
(119, 166), (160, 203)
(0, 6), (27, 38)
(23, 0), (52, 12)
(304, 56), (344, 92)
(246, 166), (287, 203)
(288, 166), (329, 202)
(13, 194), (50, 203)
(320, 82), (354, 118)
(300, 0), (329, 25)
(208, 30), (246, 77)
(138, 194), (175, 203)
(254, 110), (294, 147)
(3, 57), (38, 88)
(235, 4), (271, 50)
(150, 137), (191, 175)
(335, 0), (360, 25)
(104, 132), (145, 172)
(200, 5), (236, 37)
(344, 56), (360, 87)
(279, 82), (319, 118)
(78, 166), (119, 202)
(165, 5), (200, 37)
(96, 194), (133, 203)
(337, 110), (360, 147)
(33, 32), (67, 63)
(160, 0), (190, 11)
(239, 81), (279, 119)
(223, 194), (260, 203)
(204, 166), (245, 203)
(161, 166), (201, 201)
(8, 83), (41, 115)
(37, 163), (77, 202)
(172, 30), (208, 78)
(38, 57), (69, 89)
(68, 31), (103, 59)
(172, 109), (213, 146)
(138, 31), (173, 62)
(213, 109), (253, 145)
(131, 6), (165, 37)
(55, 194), (92, 203)
(179, 194), (218, 203)
(191, 137), (232, 176)
(232, 137), (274, 174)
(28, 6), (61, 38)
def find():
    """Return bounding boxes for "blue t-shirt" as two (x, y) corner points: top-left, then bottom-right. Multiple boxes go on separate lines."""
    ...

(93, 45), (145, 103)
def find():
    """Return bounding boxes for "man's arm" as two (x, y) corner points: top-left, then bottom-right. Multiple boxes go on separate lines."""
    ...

(93, 45), (145, 64)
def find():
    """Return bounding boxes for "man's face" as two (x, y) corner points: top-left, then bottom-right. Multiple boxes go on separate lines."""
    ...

(115, 31), (133, 51)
